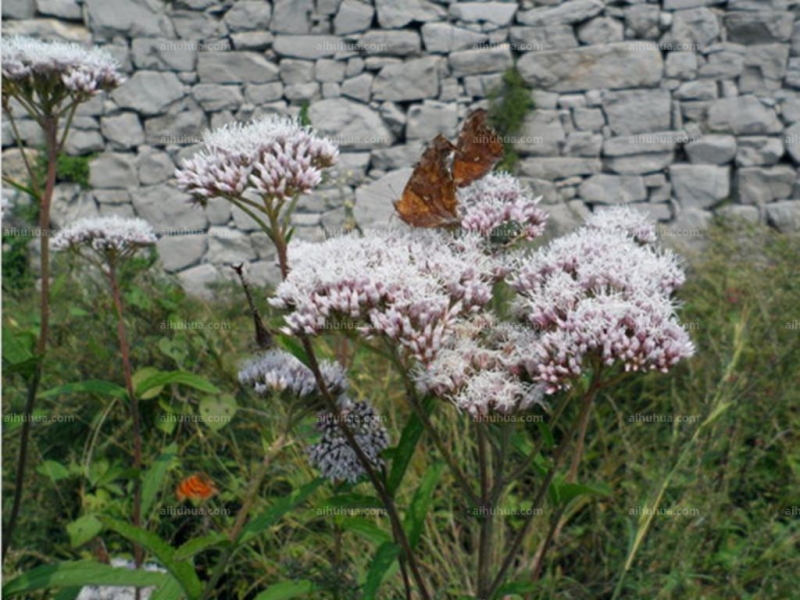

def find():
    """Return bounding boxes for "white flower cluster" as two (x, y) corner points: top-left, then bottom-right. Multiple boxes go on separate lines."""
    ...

(52, 216), (157, 257)
(586, 205), (657, 244)
(413, 315), (546, 415)
(238, 349), (348, 398)
(271, 229), (498, 363)
(1, 36), (123, 96)
(176, 116), (338, 203)
(77, 558), (165, 600)
(458, 173), (548, 241)
(509, 208), (694, 393)
(307, 399), (390, 483)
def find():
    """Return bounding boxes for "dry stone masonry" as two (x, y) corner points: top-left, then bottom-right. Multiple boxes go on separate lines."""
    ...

(3, 0), (800, 295)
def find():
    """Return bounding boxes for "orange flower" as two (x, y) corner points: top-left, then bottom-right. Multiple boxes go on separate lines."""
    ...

(176, 474), (218, 502)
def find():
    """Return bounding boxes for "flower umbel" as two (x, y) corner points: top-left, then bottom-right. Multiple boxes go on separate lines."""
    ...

(1, 36), (123, 100)
(238, 349), (348, 398)
(52, 216), (157, 262)
(509, 207), (694, 393)
(175, 115), (338, 204)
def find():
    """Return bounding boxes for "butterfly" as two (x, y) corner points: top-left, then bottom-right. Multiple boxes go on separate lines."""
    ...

(176, 474), (218, 502)
(394, 109), (504, 228)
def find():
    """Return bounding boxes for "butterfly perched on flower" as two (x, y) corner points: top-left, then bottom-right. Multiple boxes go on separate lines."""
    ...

(176, 474), (218, 502)
(394, 109), (504, 228)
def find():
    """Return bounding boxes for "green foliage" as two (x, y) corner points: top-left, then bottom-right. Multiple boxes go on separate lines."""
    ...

(3, 216), (798, 599)
(31, 149), (95, 190)
(298, 102), (312, 127)
(487, 67), (535, 173)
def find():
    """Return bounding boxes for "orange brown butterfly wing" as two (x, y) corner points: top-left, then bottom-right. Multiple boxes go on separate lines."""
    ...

(394, 135), (460, 228)
(452, 109), (505, 188)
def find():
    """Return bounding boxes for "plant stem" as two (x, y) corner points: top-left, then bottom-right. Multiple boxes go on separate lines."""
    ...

(200, 435), (289, 600)
(487, 377), (601, 597)
(2, 115), (58, 560)
(108, 260), (144, 579)
(476, 423), (493, 598)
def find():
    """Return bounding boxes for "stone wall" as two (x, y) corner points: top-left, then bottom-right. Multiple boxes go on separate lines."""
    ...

(3, 0), (800, 295)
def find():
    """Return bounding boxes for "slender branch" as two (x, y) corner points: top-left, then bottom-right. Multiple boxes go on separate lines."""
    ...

(487, 376), (602, 596)
(107, 260), (144, 577)
(1, 107), (41, 197)
(56, 101), (79, 153)
(3, 115), (59, 560)
(476, 423), (493, 598)
(200, 435), (289, 600)
(386, 345), (481, 508)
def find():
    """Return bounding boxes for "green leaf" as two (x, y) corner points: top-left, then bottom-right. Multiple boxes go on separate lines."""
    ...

(134, 370), (220, 397)
(2, 327), (36, 366)
(3, 561), (169, 597)
(141, 443), (178, 517)
(240, 478), (324, 544)
(150, 575), (185, 600)
(197, 394), (237, 431)
(133, 367), (164, 400)
(36, 460), (70, 482)
(361, 542), (400, 600)
(323, 494), (383, 510)
(535, 420), (555, 449)
(403, 462), (444, 547)
(66, 515), (102, 548)
(549, 480), (611, 507)
(174, 533), (231, 562)
(339, 518), (392, 545)
(99, 518), (203, 600)
(387, 397), (434, 496)
(38, 380), (127, 400)
(493, 580), (538, 598)
(254, 580), (315, 600)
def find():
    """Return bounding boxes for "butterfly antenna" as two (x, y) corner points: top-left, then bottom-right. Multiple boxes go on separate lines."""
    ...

(231, 263), (273, 350)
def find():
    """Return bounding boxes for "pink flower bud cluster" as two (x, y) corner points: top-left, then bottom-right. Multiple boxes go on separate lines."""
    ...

(509, 208), (694, 393)
(413, 316), (547, 415)
(1, 36), (123, 97)
(270, 230), (497, 364)
(176, 116), (338, 204)
(458, 173), (548, 241)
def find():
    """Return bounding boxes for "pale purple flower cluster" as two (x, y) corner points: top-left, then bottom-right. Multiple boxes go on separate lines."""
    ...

(1, 36), (123, 97)
(587, 206), (658, 244)
(270, 230), (497, 363)
(458, 173), (548, 241)
(175, 116), (338, 203)
(52, 216), (157, 257)
(414, 316), (546, 415)
(307, 399), (390, 483)
(238, 349), (348, 398)
(509, 208), (694, 393)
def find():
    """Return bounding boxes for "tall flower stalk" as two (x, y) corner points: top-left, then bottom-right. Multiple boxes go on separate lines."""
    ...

(1, 37), (122, 559)
(52, 216), (157, 578)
